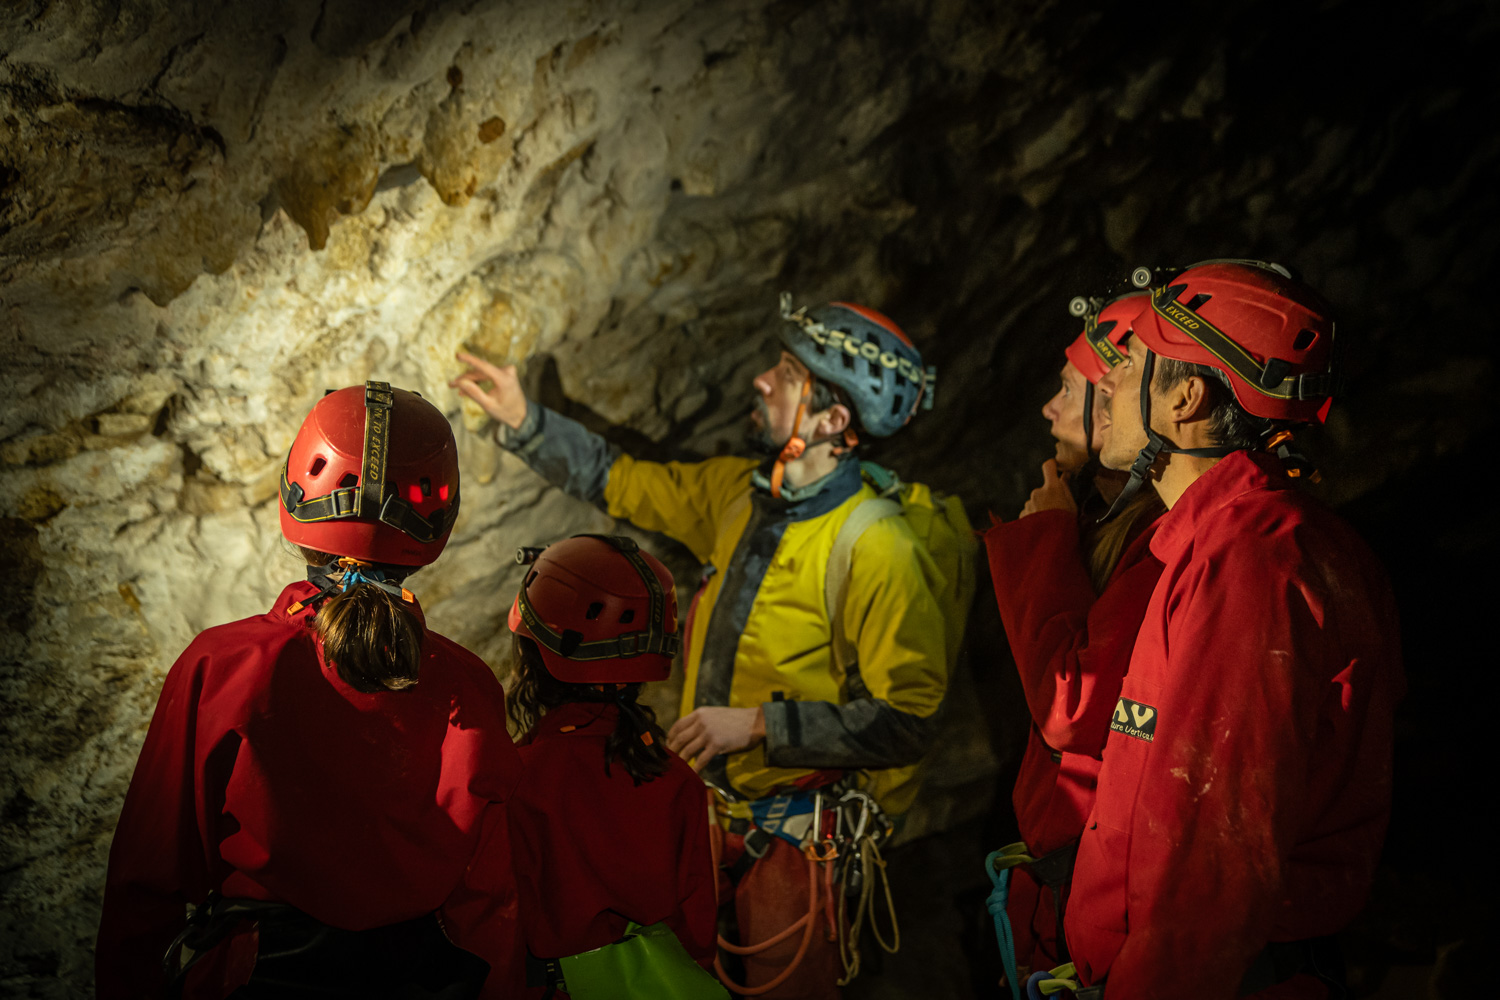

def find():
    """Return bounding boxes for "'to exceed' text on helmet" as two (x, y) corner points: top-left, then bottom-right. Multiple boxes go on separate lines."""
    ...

(279, 382), (461, 567)
(1133, 260), (1337, 423)
(509, 535), (680, 684)
(778, 292), (933, 438)
(1102, 259), (1339, 519)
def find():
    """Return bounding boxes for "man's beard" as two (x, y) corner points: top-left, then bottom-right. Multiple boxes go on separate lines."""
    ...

(745, 396), (784, 456)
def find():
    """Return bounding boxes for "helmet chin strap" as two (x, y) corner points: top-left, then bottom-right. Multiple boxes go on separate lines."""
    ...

(1082, 381), (1095, 462)
(1099, 350), (1237, 521)
(768, 375), (854, 499)
(769, 375), (812, 499)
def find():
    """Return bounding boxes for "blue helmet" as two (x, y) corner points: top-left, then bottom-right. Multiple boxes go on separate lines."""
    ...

(777, 293), (933, 438)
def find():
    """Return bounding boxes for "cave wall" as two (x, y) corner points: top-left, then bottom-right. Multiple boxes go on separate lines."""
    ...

(3, 0), (1497, 996)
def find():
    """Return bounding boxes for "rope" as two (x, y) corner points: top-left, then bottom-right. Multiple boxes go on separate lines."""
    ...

(714, 854), (821, 996)
(836, 834), (900, 986)
(987, 844), (1036, 1000)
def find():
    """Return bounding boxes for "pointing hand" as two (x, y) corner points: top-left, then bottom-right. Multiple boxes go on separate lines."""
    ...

(450, 351), (528, 430)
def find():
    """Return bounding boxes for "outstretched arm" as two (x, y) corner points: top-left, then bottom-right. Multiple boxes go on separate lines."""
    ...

(451, 351), (753, 560)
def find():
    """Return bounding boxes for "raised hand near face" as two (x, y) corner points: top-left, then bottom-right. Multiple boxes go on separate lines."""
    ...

(1020, 458), (1078, 518)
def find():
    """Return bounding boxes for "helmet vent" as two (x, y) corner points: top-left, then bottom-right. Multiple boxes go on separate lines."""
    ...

(891, 394), (904, 416)
(867, 358), (881, 377)
(419, 477), (432, 497)
(585, 602), (604, 620)
(841, 352), (855, 370)
(618, 609), (635, 624)
(338, 473), (358, 489)
(309, 457), (327, 477)
(1187, 293), (1213, 311)
(1293, 329), (1318, 351)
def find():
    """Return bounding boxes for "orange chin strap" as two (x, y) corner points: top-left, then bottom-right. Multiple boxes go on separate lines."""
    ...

(769, 375), (813, 499)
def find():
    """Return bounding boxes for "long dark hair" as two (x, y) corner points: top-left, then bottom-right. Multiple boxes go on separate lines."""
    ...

(299, 547), (424, 693)
(1082, 488), (1164, 593)
(507, 635), (671, 785)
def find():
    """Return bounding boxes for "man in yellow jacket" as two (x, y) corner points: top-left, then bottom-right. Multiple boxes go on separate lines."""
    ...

(454, 295), (970, 999)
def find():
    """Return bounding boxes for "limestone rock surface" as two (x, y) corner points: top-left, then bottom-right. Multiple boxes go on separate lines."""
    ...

(3, 0), (1497, 996)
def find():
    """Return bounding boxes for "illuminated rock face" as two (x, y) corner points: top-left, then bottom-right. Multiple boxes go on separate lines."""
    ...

(1, 0), (1494, 992)
(2, 4), (1001, 987)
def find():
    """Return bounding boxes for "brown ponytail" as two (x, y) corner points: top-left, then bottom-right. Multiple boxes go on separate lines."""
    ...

(299, 547), (424, 693)
(508, 635), (671, 785)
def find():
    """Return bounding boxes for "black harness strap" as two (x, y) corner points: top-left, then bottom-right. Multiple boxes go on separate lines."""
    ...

(1099, 350), (1237, 522)
(360, 381), (394, 518)
(515, 534), (682, 662)
(1022, 840), (1080, 964)
(1151, 287), (1333, 403)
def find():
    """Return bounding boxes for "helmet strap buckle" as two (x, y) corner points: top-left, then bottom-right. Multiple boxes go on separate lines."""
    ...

(770, 374), (814, 499)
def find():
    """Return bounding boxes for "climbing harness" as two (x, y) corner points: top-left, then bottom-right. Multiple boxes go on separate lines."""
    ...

(833, 790), (899, 985)
(161, 891), (488, 1000)
(986, 840), (1082, 1000)
(712, 782), (899, 995)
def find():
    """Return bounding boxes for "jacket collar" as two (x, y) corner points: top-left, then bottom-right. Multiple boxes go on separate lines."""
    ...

(749, 454), (865, 521)
(522, 701), (620, 745)
(1150, 450), (1293, 563)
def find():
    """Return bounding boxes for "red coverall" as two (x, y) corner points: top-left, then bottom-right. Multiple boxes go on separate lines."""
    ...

(96, 582), (522, 1000)
(474, 700), (718, 998)
(1067, 452), (1404, 999)
(985, 507), (1163, 971)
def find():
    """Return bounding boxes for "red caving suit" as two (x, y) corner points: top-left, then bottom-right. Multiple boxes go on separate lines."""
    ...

(1067, 452), (1404, 999)
(96, 582), (522, 1000)
(472, 700), (718, 998)
(985, 505), (1163, 970)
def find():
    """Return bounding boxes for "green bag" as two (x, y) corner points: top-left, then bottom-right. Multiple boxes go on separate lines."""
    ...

(557, 921), (728, 1000)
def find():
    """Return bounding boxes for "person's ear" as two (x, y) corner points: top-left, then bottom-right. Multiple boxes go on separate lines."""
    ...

(1171, 375), (1214, 424)
(815, 403), (851, 439)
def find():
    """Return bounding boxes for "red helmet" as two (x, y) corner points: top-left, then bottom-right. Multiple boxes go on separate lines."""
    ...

(279, 382), (461, 566)
(508, 535), (680, 683)
(1065, 292), (1149, 385)
(1133, 261), (1336, 422)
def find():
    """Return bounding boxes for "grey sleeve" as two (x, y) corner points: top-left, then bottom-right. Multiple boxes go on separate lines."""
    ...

(496, 401), (619, 505)
(760, 686), (942, 770)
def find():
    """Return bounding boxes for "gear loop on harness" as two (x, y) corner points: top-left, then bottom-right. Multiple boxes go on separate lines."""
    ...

(711, 778), (899, 993)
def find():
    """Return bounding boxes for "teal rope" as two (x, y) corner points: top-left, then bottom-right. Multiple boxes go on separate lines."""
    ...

(985, 850), (1023, 1000)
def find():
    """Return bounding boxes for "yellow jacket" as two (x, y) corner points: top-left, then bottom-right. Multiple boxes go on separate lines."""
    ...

(499, 401), (969, 814)
(603, 452), (963, 814)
